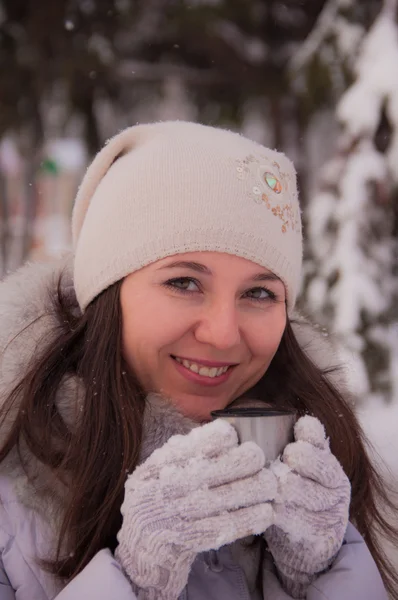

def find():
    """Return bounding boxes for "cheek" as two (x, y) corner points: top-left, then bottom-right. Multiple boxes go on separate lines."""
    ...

(249, 311), (286, 363)
(121, 300), (192, 366)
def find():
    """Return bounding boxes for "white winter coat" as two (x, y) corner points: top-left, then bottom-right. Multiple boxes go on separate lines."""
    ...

(0, 257), (388, 600)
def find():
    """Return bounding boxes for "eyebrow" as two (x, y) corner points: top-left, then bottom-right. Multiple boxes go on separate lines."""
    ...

(158, 260), (282, 283)
(159, 260), (211, 273)
(252, 272), (282, 283)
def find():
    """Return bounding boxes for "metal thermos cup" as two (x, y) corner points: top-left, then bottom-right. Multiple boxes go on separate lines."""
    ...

(211, 407), (296, 463)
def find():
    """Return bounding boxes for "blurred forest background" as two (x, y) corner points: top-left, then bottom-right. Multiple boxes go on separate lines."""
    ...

(0, 0), (397, 413)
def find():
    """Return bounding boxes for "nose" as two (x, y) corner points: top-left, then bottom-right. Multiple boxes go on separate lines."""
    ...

(194, 300), (241, 350)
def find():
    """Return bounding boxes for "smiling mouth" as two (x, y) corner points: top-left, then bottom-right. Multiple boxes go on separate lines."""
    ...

(171, 356), (235, 379)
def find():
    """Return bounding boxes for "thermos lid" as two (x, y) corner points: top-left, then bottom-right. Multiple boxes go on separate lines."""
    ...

(211, 407), (295, 418)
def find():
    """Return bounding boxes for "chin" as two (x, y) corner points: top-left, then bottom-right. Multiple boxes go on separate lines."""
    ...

(167, 393), (234, 424)
(227, 397), (272, 409)
(183, 403), (225, 424)
(186, 409), (215, 424)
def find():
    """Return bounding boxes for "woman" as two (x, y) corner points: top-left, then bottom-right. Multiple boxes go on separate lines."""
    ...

(0, 121), (395, 600)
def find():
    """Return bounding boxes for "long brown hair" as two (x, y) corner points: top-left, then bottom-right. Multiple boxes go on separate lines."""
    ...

(1, 276), (398, 596)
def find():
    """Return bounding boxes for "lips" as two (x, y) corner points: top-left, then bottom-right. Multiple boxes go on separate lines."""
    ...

(171, 355), (237, 385)
(174, 356), (230, 378)
(173, 355), (237, 368)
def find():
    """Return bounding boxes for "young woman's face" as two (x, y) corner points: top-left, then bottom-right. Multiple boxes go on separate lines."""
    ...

(120, 252), (287, 422)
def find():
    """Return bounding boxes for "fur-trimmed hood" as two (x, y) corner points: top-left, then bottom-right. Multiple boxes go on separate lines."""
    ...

(0, 254), (345, 519)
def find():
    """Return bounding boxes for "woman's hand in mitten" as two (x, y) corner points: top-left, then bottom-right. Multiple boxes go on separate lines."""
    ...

(116, 419), (277, 600)
(264, 415), (351, 599)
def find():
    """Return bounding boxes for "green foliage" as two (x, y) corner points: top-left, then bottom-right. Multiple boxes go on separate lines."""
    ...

(301, 54), (334, 117)
(40, 158), (59, 176)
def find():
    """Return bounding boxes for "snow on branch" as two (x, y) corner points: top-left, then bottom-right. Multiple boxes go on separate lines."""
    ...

(305, 2), (398, 403)
(289, 0), (363, 73)
(338, 1), (398, 178)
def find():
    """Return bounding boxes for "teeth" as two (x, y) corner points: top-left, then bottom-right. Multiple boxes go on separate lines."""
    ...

(175, 357), (230, 378)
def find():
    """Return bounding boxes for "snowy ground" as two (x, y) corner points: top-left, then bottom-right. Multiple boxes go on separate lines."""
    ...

(357, 399), (398, 568)
(358, 398), (398, 474)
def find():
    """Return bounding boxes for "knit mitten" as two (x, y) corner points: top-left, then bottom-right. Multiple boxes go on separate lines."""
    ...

(116, 419), (277, 600)
(264, 416), (351, 599)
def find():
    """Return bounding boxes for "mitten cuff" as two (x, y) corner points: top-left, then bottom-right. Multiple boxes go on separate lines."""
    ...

(264, 527), (335, 599)
(115, 543), (193, 600)
(274, 569), (315, 600)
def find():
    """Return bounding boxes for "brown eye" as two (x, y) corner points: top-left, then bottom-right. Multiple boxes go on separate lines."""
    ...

(164, 277), (199, 292)
(245, 287), (276, 301)
(248, 288), (267, 299)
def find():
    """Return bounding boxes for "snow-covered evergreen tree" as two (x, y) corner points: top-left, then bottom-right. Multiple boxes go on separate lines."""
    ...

(303, 0), (398, 403)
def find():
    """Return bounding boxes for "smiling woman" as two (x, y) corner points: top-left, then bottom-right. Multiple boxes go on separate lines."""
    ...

(0, 121), (396, 600)
(120, 252), (286, 422)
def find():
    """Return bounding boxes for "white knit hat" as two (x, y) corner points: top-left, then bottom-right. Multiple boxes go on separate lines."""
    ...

(72, 121), (302, 311)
